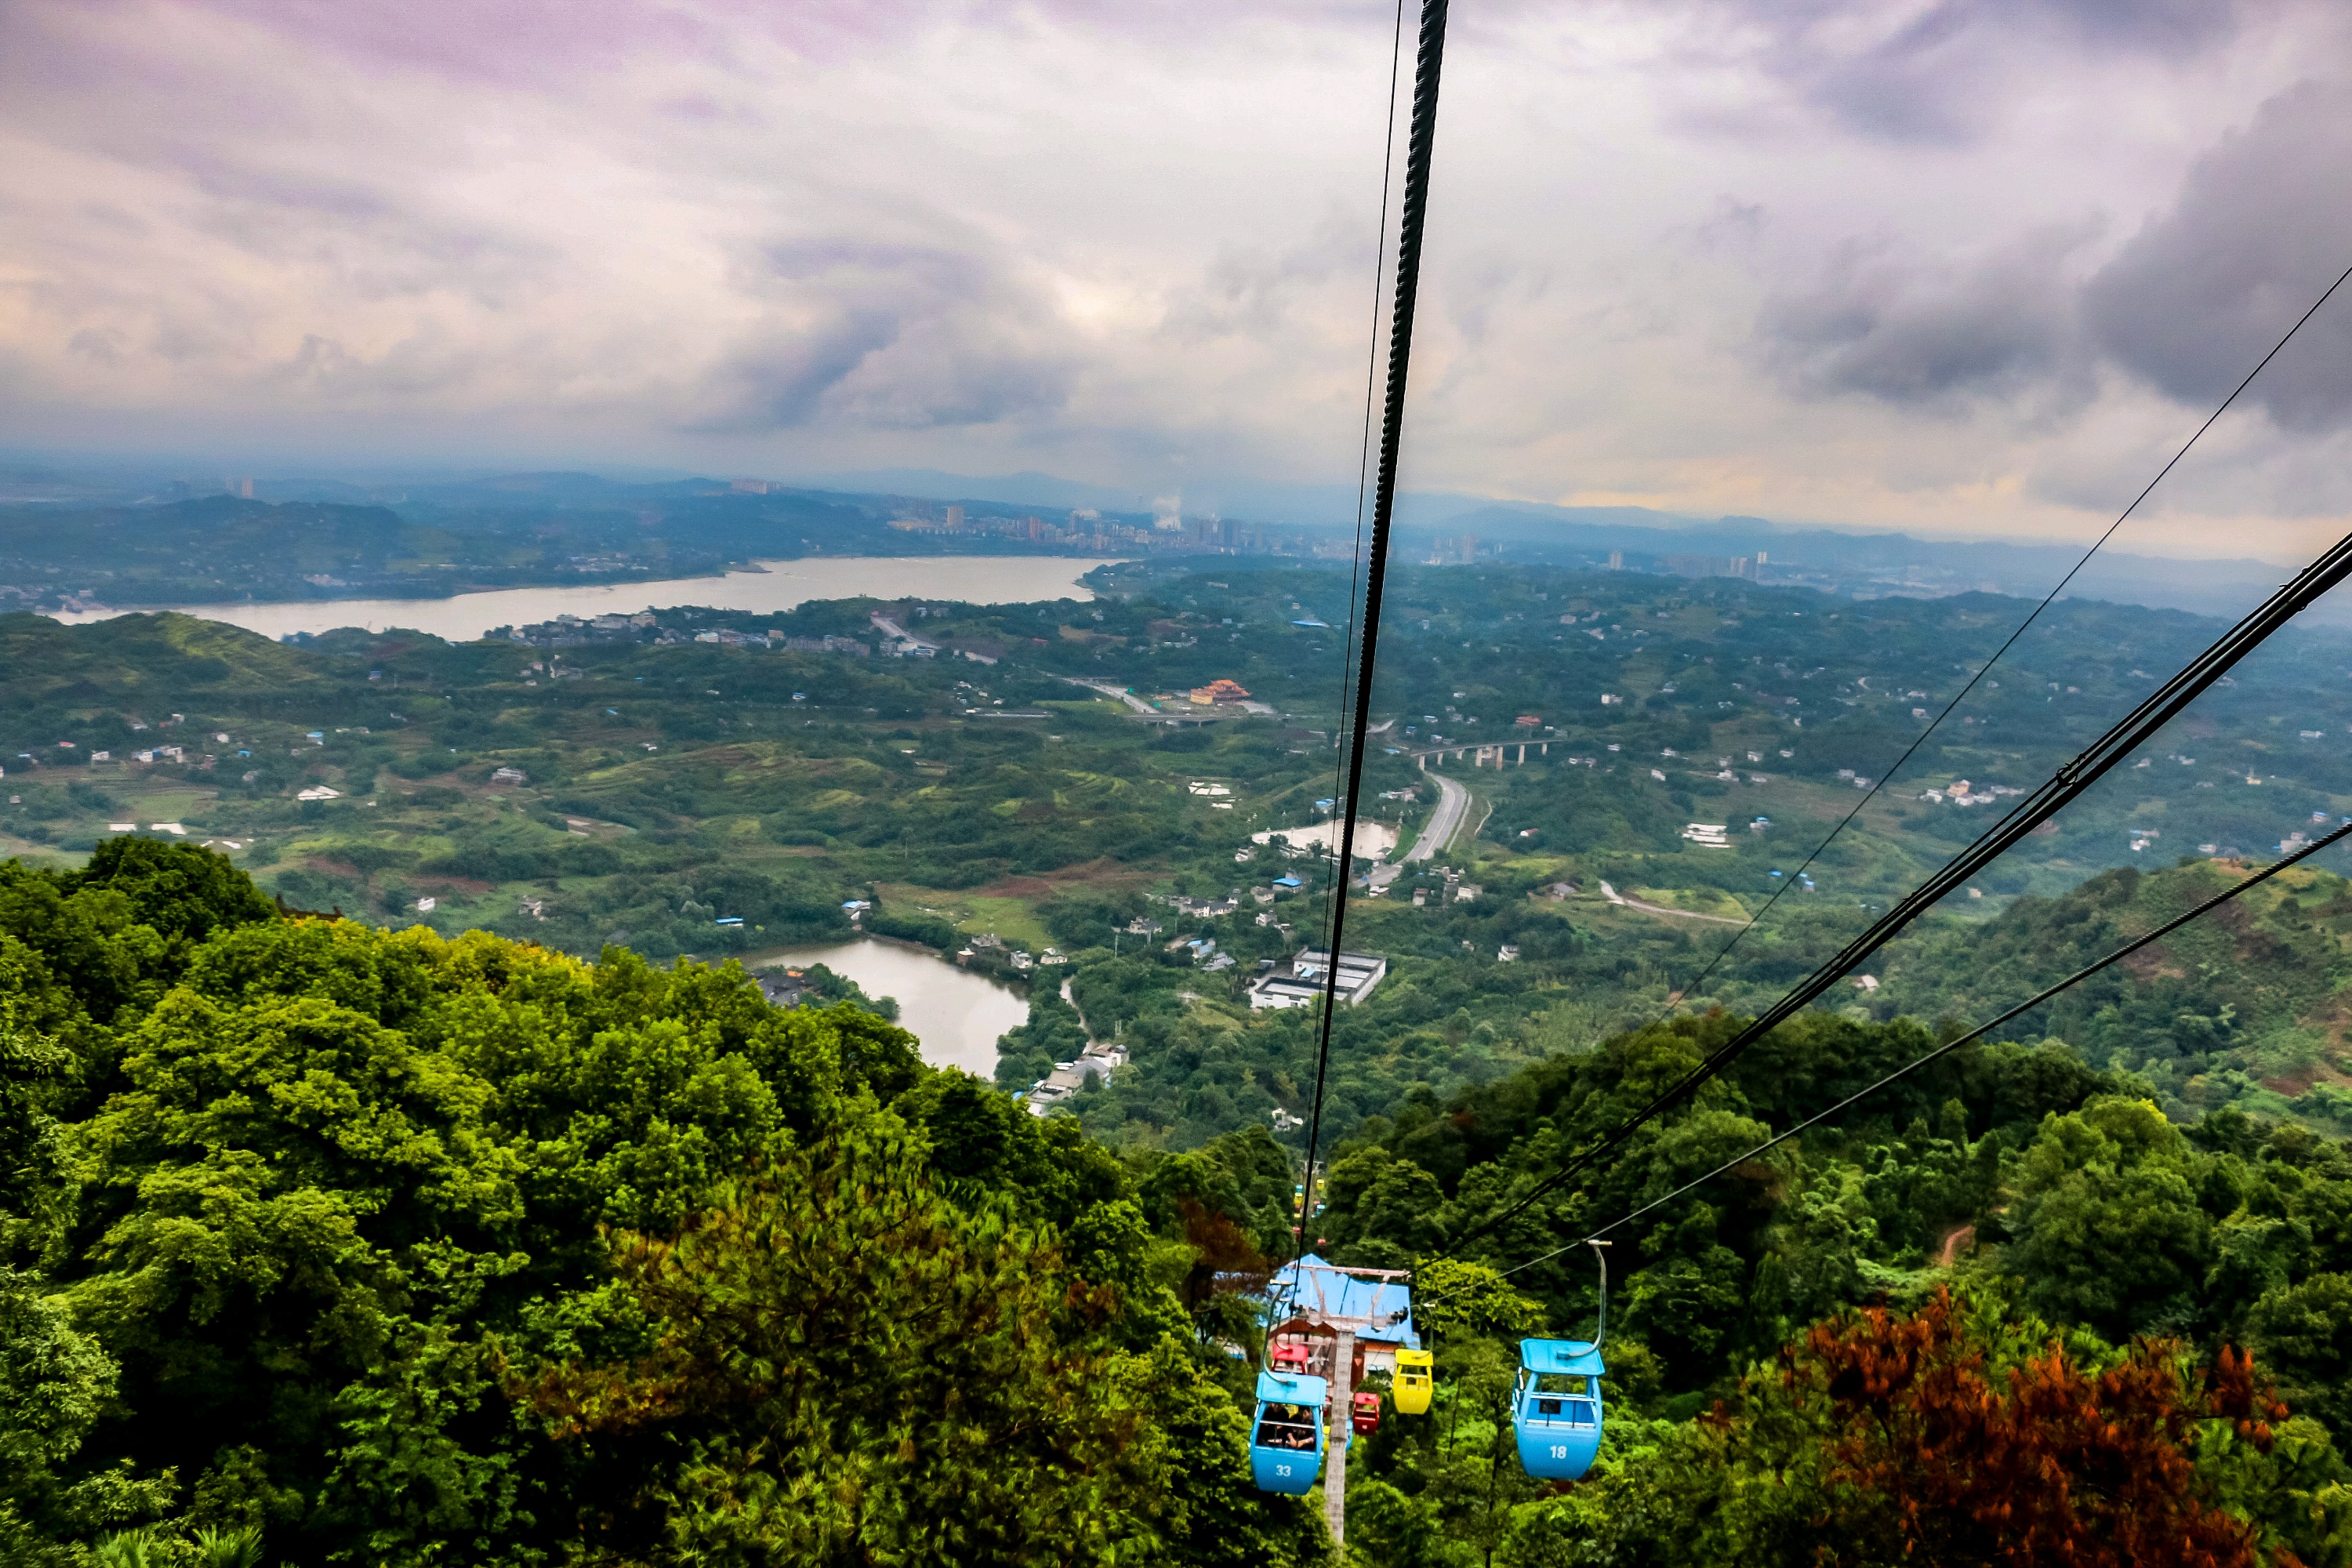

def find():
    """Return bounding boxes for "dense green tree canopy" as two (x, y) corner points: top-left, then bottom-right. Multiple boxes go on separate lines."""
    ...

(0, 844), (1327, 1567)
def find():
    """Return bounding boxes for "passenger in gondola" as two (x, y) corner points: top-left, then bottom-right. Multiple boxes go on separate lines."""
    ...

(1255, 1404), (1313, 1450)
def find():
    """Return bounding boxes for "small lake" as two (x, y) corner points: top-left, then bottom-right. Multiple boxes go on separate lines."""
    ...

(41, 555), (1121, 643)
(765, 937), (1029, 1078)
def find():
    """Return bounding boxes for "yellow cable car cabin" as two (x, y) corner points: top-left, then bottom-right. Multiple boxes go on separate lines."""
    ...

(1394, 1348), (1433, 1415)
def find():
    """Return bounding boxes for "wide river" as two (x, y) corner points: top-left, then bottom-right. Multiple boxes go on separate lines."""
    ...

(765, 937), (1029, 1078)
(42, 555), (1120, 642)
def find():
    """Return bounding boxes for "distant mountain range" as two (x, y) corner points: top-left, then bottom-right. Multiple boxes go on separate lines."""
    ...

(0, 454), (2334, 623)
(798, 467), (2329, 626)
(1415, 502), (2329, 625)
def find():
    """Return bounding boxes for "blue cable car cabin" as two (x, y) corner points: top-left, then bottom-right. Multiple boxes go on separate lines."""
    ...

(1512, 1339), (1604, 1481)
(1249, 1369), (1328, 1494)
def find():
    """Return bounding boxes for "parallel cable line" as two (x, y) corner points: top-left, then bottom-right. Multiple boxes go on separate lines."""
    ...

(1662, 260), (2352, 1011)
(1444, 257), (2352, 1253)
(1454, 508), (2352, 1251)
(1446, 817), (2352, 1296)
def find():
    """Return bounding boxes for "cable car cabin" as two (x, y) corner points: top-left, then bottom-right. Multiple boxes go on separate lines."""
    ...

(1351, 1389), (1382, 1435)
(1512, 1339), (1604, 1481)
(1268, 1341), (1314, 1375)
(1250, 1370), (1328, 1495)
(1394, 1348), (1433, 1415)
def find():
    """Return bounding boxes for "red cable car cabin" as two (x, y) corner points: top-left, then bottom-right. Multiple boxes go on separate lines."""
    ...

(1351, 1390), (1381, 1434)
(1269, 1341), (1313, 1374)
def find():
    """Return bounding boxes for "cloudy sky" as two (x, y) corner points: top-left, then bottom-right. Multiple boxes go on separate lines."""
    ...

(4, 0), (2352, 555)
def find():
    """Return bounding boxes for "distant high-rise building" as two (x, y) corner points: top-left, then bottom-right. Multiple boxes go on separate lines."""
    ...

(1607, 550), (1623, 571)
(731, 477), (771, 494)
(1025, 515), (1044, 539)
(226, 477), (254, 499)
(946, 505), (965, 530)
(1663, 554), (1754, 581)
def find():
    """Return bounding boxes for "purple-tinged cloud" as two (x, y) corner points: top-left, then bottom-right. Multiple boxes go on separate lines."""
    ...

(1758, 229), (2089, 408)
(1681, 0), (2256, 143)
(2084, 78), (2352, 431)
(688, 239), (1074, 434)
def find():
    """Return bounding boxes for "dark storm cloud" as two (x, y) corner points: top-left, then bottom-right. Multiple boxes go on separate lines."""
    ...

(2083, 79), (2352, 432)
(688, 239), (1074, 434)
(690, 312), (903, 434)
(1757, 230), (2085, 406)
(1760, 74), (2352, 429)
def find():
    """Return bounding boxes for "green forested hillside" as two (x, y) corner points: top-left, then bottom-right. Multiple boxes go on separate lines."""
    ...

(10, 551), (2352, 1160)
(10, 841), (2352, 1565)
(1312, 1012), (2352, 1565)
(1871, 860), (2352, 1126)
(0, 840), (1327, 1566)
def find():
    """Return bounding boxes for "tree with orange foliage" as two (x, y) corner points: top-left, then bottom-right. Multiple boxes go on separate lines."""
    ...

(1795, 1287), (2292, 1567)
(1500, 1287), (2341, 1568)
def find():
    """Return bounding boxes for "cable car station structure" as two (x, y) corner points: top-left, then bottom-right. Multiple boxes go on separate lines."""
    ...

(1254, 1256), (1420, 1542)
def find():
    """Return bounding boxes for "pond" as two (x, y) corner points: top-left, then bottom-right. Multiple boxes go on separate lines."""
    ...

(765, 936), (1029, 1078)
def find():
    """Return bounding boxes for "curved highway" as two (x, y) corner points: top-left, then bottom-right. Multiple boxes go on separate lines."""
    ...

(1403, 770), (1471, 862)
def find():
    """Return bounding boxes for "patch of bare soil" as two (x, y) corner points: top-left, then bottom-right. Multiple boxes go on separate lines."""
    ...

(969, 858), (1156, 900)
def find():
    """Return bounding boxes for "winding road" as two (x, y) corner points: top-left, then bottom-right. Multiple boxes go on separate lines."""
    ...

(1599, 880), (1748, 925)
(1404, 771), (1472, 862)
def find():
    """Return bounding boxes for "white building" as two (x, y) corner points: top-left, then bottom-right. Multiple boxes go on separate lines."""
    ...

(1024, 1039), (1129, 1117)
(1247, 947), (1388, 1011)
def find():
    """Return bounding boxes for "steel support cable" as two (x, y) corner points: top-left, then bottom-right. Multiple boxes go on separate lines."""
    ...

(1452, 515), (2352, 1251)
(1292, 0), (1452, 1253)
(1312, 0), (1410, 975)
(1661, 260), (2352, 1011)
(1422, 816), (2352, 1301)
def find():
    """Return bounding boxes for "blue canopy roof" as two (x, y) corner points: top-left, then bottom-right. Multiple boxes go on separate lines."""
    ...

(1520, 1338), (1605, 1377)
(1255, 1369), (1329, 1406)
(1265, 1254), (1420, 1349)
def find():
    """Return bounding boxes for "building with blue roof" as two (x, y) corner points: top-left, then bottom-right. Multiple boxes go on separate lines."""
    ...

(1265, 1254), (1418, 1362)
